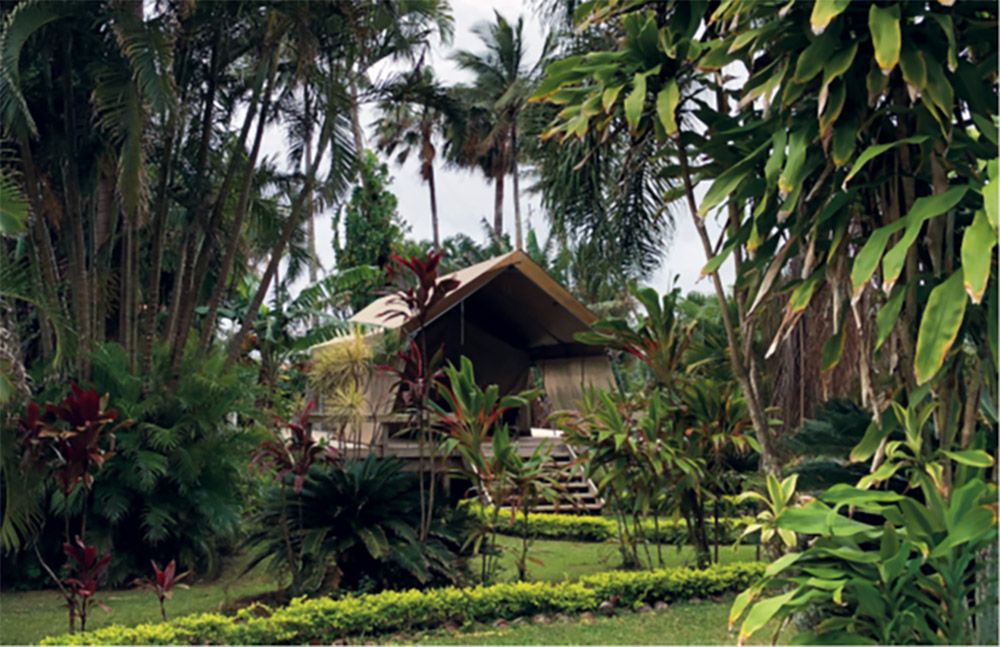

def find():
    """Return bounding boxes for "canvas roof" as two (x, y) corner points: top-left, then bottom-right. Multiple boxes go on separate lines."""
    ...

(312, 250), (601, 357)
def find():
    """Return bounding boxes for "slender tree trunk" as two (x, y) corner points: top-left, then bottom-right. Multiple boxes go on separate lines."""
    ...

(198, 58), (278, 352)
(428, 165), (440, 249)
(168, 50), (262, 372)
(226, 116), (332, 365)
(511, 124), (523, 250)
(304, 89), (320, 285)
(676, 144), (779, 475)
(493, 169), (505, 241)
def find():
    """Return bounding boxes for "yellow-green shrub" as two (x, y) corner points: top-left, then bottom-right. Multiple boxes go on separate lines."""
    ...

(41, 563), (764, 645)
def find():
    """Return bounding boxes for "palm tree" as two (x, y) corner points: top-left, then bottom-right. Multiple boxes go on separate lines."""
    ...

(374, 69), (458, 249)
(450, 12), (550, 248)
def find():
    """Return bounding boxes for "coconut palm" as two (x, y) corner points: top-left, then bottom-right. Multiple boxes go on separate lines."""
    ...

(374, 69), (458, 249)
(449, 12), (551, 248)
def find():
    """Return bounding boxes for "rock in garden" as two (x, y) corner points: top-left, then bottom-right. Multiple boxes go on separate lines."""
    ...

(493, 619), (509, 629)
(554, 613), (573, 623)
(532, 614), (551, 625)
(690, 597), (704, 604)
(443, 621), (459, 633)
(653, 601), (670, 611)
(579, 611), (595, 622)
(637, 604), (653, 614)
(511, 616), (527, 626)
(598, 600), (616, 616)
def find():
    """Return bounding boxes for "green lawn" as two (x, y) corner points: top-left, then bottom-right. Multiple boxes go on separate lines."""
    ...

(402, 596), (792, 645)
(493, 536), (758, 582)
(0, 555), (275, 646)
(0, 540), (758, 645)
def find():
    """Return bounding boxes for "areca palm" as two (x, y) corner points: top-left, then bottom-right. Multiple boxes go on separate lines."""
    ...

(449, 12), (550, 247)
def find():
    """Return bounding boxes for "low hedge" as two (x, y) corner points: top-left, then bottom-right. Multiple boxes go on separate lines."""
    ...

(470, 505), (755, 544)
(42, 563), (765, 645)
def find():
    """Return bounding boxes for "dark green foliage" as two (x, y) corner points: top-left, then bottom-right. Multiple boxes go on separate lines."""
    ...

(782, 400), (872, 491)
(1, 341), (262, 588)
(244, 456), (470, 593)
(332, 150), (406, 311)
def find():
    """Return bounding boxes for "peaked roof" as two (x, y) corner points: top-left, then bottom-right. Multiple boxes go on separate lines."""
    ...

(350, 250), (597, 337)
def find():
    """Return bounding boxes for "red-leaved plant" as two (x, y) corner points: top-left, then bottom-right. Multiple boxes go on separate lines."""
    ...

(62, 537), (112, 633)
(249, 400), (336, 596)
(134, 559), (190, 621)
(251, 400), (337, 493)
(378, 251), (459, 541)
(16, 386), (126, 633)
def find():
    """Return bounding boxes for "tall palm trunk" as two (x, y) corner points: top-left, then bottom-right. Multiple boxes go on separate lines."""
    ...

(493, 167), (505, 240)
(511, 122), (522, 250)
(304, 89), (320, 284)
(427, 166), (440, 249)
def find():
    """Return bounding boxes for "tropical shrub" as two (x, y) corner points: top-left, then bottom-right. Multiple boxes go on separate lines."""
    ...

(134, 559), (190, 622)
(244, 456), (469, 594)
(1, 342), (262, 588)
(41, 562), (766, 645)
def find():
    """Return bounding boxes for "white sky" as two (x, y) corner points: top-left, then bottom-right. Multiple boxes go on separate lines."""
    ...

(262, 0), (733, 299)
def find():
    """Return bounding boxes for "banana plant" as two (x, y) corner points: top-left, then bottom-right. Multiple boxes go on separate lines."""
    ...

(734, 474), (799, 550)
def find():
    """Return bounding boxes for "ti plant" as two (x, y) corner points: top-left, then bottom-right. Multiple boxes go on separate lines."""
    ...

(62, 537), (112, 633)
(134, 559), (190, 622)
(12, 386), (125, 633)
(249, 401), (336, 597)
(734, 474), (799, 552)
(379, 250), (460, 541)
(431, 356), (538, 582)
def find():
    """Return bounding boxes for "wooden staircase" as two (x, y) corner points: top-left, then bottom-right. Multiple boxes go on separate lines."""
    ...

(479, 435), (604, 514)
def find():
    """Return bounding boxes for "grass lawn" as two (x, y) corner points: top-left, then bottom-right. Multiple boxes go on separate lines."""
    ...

(404, 596), (792, 645)
(493, 536), (758, 582)
(0, 554), (275, 646)
(0, 540), (758, 645)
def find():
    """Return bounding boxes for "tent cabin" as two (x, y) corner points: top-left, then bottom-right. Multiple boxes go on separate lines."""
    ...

(308, 250), (612, 511)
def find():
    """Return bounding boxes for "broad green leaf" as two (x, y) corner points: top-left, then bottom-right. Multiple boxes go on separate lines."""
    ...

(850, 419), (890, 463)
(899, 45), (927, 96)
(739, 589), (798, 644)
(914, 270), (967, 385)
(929, 14), (958, 72)
(843, 136), (927, 188)
(831, 119), (857, 167)
(924, 55), (954, 121)
(764, 551), (802, 578)
(819, 80), (846, 135)
(810, 0), (851, 34)
(699, 139), (770, 216)
(882, 186), (970, 291)
(788, 269), (825, 313)
(764, 129), (787, 185)
(821, 42), (858, 90)
(930, 506), (995, 558)
(624, 72), (647, 130)
(961, 210), (996, 303)
(821, 323), (846, 372)
(702, 238), (737, 276)
(868, 4), (901, 74)
(942, 450), (994, 468)
(778, 128), (809, 195)
(850, 222), (904, 296)
(984, 159), (998, 229)
(874, 285), (906, 351)
(602, 84), (623, 112)
(794, 30), (836, 83)
(655, 80), (680, 136)
(729, 586), (758, 628)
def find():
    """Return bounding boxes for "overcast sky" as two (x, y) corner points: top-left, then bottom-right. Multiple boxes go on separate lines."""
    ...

(262, 0), (732, 298)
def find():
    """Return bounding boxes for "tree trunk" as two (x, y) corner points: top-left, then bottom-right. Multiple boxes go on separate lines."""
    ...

(226, 116), (333, 365)
(427, 164), (440, 249)
(511, 124), (523, 250)
(676, 144), (780, 475)
(493, 169), (505, 241)
(304, 89), (320, 285)
(198, 58), (278, 353)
